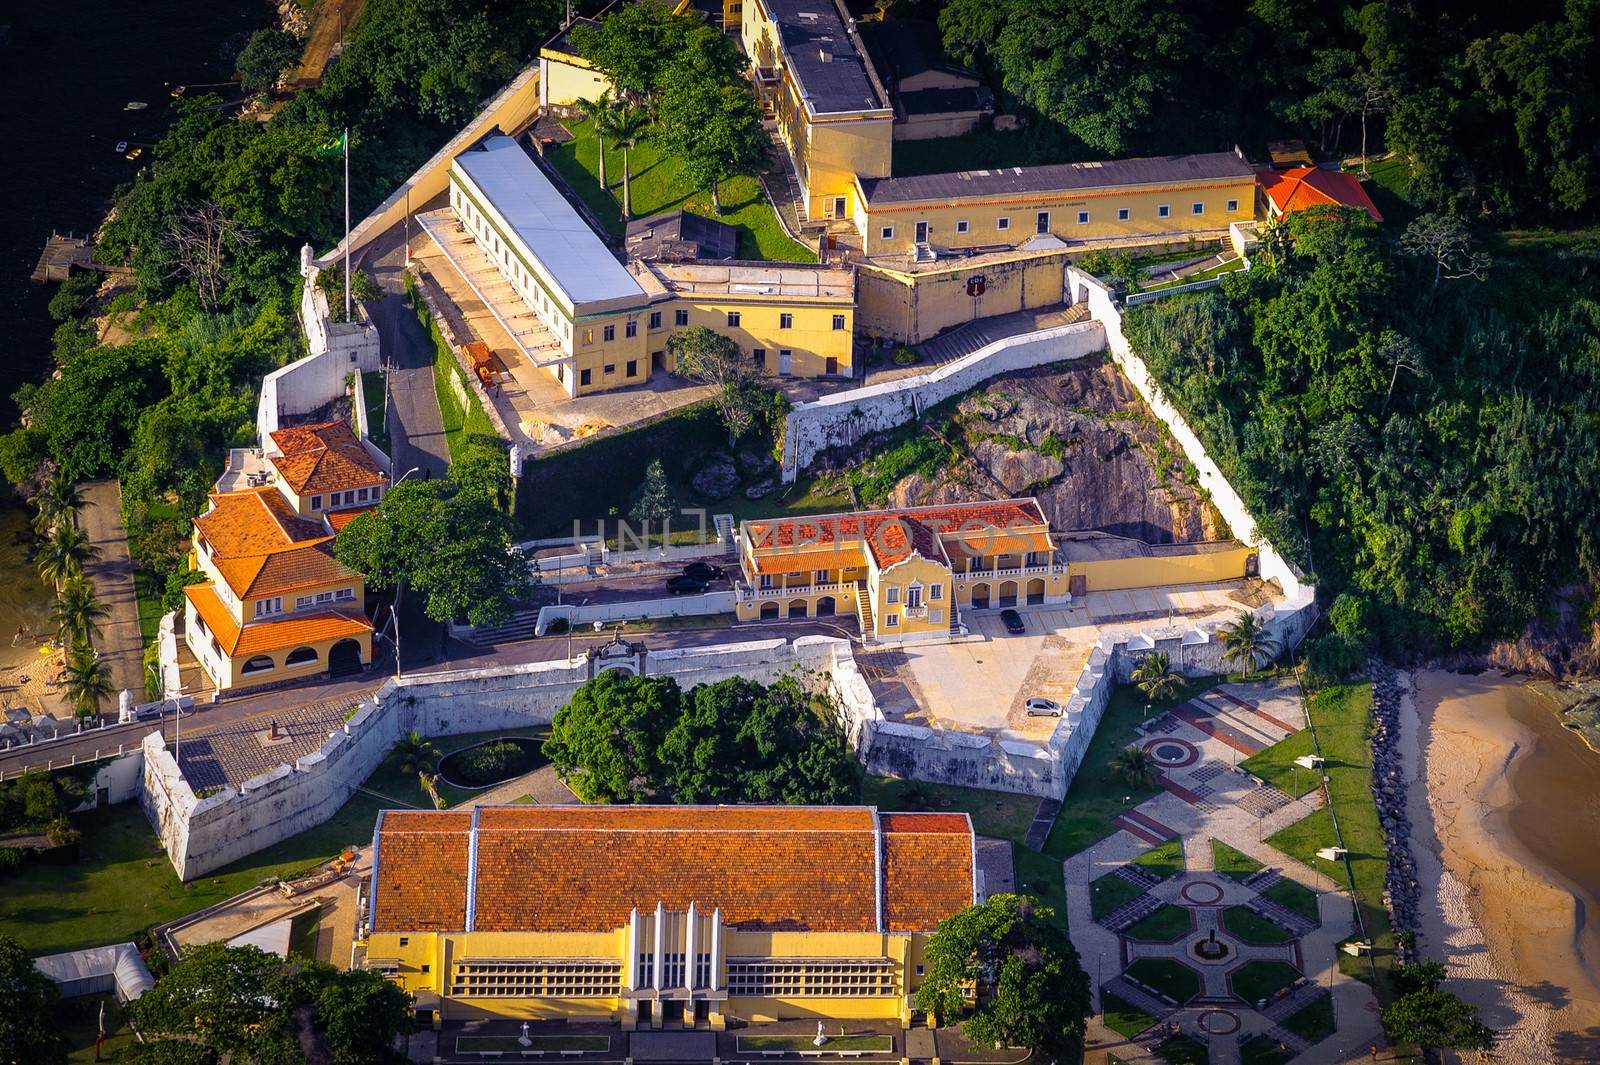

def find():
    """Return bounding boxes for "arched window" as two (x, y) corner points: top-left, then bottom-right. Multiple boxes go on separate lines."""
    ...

(241, 655), (275, 675)
(285, 646), (319, 667)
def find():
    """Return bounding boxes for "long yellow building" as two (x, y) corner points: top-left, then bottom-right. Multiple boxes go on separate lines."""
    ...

(361, 805), (977, 1027)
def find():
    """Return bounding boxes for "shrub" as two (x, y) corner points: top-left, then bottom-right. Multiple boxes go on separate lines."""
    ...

(45, 816), (81, 847)
(891, 346), (919, 366)
(1304, 633), (1364, 689)
(0, 846), (24, 876)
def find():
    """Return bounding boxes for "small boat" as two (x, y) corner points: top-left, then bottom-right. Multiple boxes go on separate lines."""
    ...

(124, 101), (147, 111)
(115, 140), (128, 153)
(170, 85), (187, 98)
(125, 146), (143, 160)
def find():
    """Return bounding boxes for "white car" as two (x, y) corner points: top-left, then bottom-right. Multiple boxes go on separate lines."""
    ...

(1024, 698), (1062, 717)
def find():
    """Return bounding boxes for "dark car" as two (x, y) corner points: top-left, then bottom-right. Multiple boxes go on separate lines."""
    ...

(682, 561), (725, 583)
(1000, 608), (1025, 635)
(665, 575), (710, 595)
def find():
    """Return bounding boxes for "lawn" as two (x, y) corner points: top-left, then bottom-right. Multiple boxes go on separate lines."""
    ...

(1358, 155), (1417, 225)
(1132, 838), (1185, 881)
(1100, 991), (1157, 1039)
(362, 726), (551, 810)
(1281, 994), (1336, 1043)
(1238, 726), (1321, 797)
(1089, 872), (1144, 920)
(1211, 838), (1264, 882)
(1124, 958), (1199, 1005)
(1239, 1034), (1295, 1065)
(1230, 960), (1301, 1005)
(1156, 1034), (1209, 1065)
(0, 796), (383, 957)
(1136, 257), (1247, 293)
(739, 1035), (894, 1052)
(458, 1035), (612, 1052)
(361, 369), (390, 455)
(1221, 905), (1295, 945)
(422, 301), (497, 463)
(1121, 904), (1192, 944)
(1262, 877), (1321, 923)
(1264, 681), (1393, 986)
(132, 567), (166, 647)
(546, 118), (813, 262)
(59, 994), (138, 1064)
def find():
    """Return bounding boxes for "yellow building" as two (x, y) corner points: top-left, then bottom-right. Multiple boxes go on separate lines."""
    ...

(852, 151), (1257, 257)
(183, 420), (380, 691)
(735, 499), (1067, 642)
(361, 805), (977, 1026)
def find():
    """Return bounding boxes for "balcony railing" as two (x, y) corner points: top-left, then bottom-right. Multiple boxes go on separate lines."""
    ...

(738, 581), (848, 601)
(953, 561), (1066, 581)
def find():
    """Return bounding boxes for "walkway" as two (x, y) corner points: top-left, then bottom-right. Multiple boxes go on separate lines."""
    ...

(79, 480), (145, 703)
(362, 225), (453, 480)
(872, 304), (1088, 383)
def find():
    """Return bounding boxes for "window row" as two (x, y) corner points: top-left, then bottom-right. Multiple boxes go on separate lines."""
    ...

(254, 587), (355, 618)
(309, 484), (383, 512)
(640, 310), (848, 332)
(879, 199), (1241, 242)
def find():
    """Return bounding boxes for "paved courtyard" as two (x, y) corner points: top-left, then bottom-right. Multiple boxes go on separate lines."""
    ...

(1070, 678), (1386, 1065)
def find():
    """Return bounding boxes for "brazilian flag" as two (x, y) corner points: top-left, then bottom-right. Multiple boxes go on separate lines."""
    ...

(315, 130), (347, 157)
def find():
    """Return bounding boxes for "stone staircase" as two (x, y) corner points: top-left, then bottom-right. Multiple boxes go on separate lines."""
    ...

(854, 580), (876, 643)
(466, 608), (543, 645)
(1112, 862), (1164, 891)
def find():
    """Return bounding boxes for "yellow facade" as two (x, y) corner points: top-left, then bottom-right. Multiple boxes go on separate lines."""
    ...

(1070, 544), (1255, 593)
(855, 248), (1071, 344)
(855, 177), (1257, 257)
(539, 49), (611, 108)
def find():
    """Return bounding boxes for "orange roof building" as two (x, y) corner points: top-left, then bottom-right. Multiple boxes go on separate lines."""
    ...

(1256, 166), (1383, 223)
(267, 419), (390, 516)
(361, 805), (978, 1025)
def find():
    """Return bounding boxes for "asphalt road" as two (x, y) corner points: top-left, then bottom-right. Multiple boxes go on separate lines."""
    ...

(366, 294), (451, 481)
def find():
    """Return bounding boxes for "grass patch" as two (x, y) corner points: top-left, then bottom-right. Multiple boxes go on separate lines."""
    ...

(1239, 1034), (1295, 1065)
(1089, 872), (1144, 920)
(413, 291), (496, 462)
(1265, 681), (1394, 988)
(546, 118), (812, 262)
(1238, 726), (1321, 797)
(0, 798), (381, 957)
(1132, 838), (1185, 881)
(1137, 256), (1247, 292)
(458, 1035), (611, 1052)
(1211, 838), (1264, 881)
(1359, 156), (1417, 225)
(133, 567), (166, 646)
(1221, 905), (1295, 945)
(1124, 958), (1199, 1005)
(1281, 994), (1337, 1043)
(287, 905), (321, 960)
(59, 994), (137, 1064)
(361, 370), (390, 455)
(1231, 960), (1301, 1004)
(1100, 991), (1157, 1039)
(739, 1035), (893, 1052)
(1122, 904), (1192, 943)
(1261, 877), (1321, 923)
(1156, 1034), (1209, 1065)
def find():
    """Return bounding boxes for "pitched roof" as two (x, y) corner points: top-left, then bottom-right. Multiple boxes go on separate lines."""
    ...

(745, 499), (1050, 571)
(184, 583), (369, 657)
(193, 486), (356, 598)
(368, 806), (974, 936)
(859, 151), (1255, 207)
(1256, 166), (1383, 222)
(268, 420), (387, 497)
(325, 505), (377, 533)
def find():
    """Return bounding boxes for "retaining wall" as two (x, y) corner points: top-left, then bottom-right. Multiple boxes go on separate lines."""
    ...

(532, 592), (735, 636)
(261, 260), (381, 443)
(780, 320), (1105, 480)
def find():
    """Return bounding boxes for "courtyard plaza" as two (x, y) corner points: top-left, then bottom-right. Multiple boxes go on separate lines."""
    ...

(859, 580), (1282, 744)
(1068, 678), (1386, 1065)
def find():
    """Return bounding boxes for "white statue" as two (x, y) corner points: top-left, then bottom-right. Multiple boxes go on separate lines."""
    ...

(813, 1021), (828, 1047)
(519, 1021), (532, 1047)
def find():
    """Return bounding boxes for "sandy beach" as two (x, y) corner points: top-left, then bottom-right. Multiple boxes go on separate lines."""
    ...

(1403, 670), (1600, 1062)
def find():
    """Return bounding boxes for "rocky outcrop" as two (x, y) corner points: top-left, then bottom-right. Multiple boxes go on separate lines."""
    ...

(1369, 661), (1420, 947)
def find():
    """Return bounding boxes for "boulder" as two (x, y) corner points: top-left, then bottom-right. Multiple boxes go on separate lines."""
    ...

(972, 440), (1065, 495)
(744, 477), (778, 500)
(691, 459), (739, 499)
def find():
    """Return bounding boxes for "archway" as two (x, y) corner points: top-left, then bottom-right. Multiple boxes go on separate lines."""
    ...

(760, 602), (780, 621)
(816, 596), (836, 617)
(970, 583), (990, 609)
(788, 599), (809, 619)
(598, 662), (637, 676)
(328, 639), (364, 677)
(998, 581), (1019, 607)
(241, 655), (274, 676)
(1026, 578), (1046, 605)
(285, 646), (319, 668)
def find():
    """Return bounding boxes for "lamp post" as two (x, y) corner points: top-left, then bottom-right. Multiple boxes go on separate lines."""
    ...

(386, 466), (420, 680)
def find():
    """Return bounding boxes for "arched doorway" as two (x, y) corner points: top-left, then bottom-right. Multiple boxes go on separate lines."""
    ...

(760, 602), (780, 621)
(816, 596), (836, 617)
(787, 599), (809, 619)
(998, 581), (1019, 607)
(1026, 578), (1046, 605)
(970, 583), (990, 609)
(328, 639), (364, 677)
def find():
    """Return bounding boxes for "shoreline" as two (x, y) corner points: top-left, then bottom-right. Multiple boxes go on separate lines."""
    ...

(1402, 669), (1600, 1062)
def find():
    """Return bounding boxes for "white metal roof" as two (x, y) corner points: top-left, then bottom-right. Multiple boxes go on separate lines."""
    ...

(452, 135), (646, 313)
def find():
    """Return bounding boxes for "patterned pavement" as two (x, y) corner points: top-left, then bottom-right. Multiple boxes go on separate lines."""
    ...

(175, 692), (372, 791)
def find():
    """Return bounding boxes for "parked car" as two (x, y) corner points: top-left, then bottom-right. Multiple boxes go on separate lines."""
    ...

(1000, 608), (1025, 634)
(1025, 698), (1062, 717)
(682, 561), (725, 583)
(665, 575), (709, 595)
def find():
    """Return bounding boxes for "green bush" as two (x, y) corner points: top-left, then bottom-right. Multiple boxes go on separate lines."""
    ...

(46, 816), (81, 848)
(891, 346), (919, 366)
(1304, 633), (1365, 689)
(0, 846), (24, 876)
(439, 739), (545, 787)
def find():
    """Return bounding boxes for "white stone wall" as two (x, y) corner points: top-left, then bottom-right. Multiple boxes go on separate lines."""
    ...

(532, 592), (734, 637)
(780, 321), (1107, 480)
(259, 262), (381, 444)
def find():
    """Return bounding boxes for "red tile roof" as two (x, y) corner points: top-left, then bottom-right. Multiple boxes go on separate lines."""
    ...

(1256, 167), (1383, 222)
(269, 420), (387, 497)
(746, 500), (1049, 571)
(372, 811), (474, 933)
(184, 582), (370, 657)
(325, 504), (377, 532)
(368, 806), (975, 935)
(193, 486), (357, 598)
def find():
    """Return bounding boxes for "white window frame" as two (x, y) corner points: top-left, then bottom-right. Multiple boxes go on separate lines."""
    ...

(1117, 207), (1130, 221)
(886, 585), (900, 605)
(930, 584), (943, 601)
(955, 219), (969, 234)
(884, 614), (899, 627)
(880, 225), (894, 240)
(1158, 204), (1170, 218)
(997, 216), (1010, 231)
(906, 583), (923, 609)
(1077, 210), (1090, 225)
(1192, 202), (1205, 215)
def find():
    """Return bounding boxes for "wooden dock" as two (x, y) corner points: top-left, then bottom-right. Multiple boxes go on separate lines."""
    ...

(29, 233), (93, 283)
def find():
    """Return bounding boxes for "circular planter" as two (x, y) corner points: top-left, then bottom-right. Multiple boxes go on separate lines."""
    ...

(436, 737), (547, 789)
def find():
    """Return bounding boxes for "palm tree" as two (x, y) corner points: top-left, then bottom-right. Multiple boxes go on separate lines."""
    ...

(609, 106), (650, 219)
(573, 93), (615, 192)
(63, 645), (113, 719)
(1132, 651), (1185, 705)
(392, 729), (440, 778)
(29, 474), (87, 535)
(37, 522), (99, 591)
(50, 576), (110, 646)
(1109, 745), (1159, 789)
(1219, 612), (1280, 677)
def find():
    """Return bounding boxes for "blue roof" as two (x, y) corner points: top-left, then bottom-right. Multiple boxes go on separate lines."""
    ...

(453, 135), (645, 311)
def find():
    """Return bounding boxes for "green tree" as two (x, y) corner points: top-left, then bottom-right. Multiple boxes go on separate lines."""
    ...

(656, 76), (769, 214)
(1108, 744), (1158, 788)
(915, 894), (1090, 1060)
(50, 576), (111, 646)
(0, 933), (66, 1065)
(609, 106), (651, 220)
(629, 458), (677, 529)
(63, 645), (114, 718)
(28, 473), (88, 535)
(1219, 613), (1279, 677)
(1382, 988), (1495, 1053)
(572, 93), (616, 191)
(1130, 651), (1183, 703)
(391, 729), (440, 778)
(569, 5), (745, 106)
(544, 670), (680, 803)
(36, 521), (100, 591)
(665, 327), (760, 444)
(235, 27), (302, 94)
(306, 964), (415, 1065)
(126, 944), (300, 1063)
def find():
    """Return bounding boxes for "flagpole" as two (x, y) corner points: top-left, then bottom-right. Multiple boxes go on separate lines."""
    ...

(343, 126), (351, 322)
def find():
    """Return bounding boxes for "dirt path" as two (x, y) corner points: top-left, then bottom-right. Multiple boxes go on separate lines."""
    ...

(79, 480), (145, 705)
(291, 0), (367, 88)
